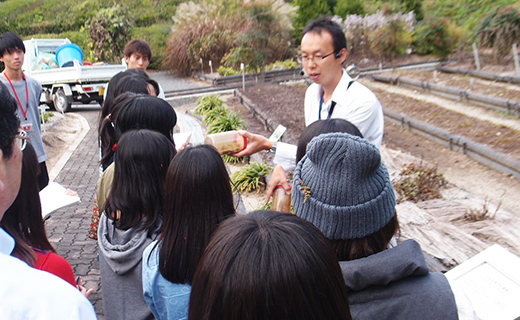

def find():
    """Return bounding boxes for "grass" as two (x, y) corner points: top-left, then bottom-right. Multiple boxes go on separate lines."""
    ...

(231, 162), (272, 193)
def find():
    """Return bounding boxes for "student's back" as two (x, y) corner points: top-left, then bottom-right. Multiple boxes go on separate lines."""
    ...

(98, 130), (175, 320)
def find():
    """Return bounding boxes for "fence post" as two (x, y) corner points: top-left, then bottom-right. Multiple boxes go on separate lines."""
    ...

(241, 63), (245, 90)
(472, 43), (481, 71)
(209, 60), (213, 75)
(200, 58), (204, 74)
(513, 44), (520, 76)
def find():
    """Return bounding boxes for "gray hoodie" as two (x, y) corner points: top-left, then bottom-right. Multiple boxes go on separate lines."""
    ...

(98, 213), (161, 320)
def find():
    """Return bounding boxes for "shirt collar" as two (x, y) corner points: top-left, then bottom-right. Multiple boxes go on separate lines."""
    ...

(0, 227), (15, 255)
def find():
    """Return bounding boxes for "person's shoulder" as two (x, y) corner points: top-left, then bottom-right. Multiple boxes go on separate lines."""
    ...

(25, 74), (42, 89)
(0, 253), (96, 319)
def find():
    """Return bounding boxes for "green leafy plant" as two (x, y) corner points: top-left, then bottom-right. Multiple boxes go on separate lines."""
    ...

(207, 111), (246, 134)
(87, 4), (134, 63)
(231, 162), (272, 193)
(218, 66), (240, 76)
(476, 5), (520, 62)
(194, 95), (225, 116)
(203, 105), (230, 127)
(414, 18), (458, 60)
(393, 161), (447, 203)
(369, 18), (413, 60)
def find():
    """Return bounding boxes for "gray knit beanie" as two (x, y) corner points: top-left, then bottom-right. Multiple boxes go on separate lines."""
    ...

(292, 132), (396, 240)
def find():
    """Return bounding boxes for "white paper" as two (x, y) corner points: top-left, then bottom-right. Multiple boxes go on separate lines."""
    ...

(173, 132), (192, 151)
(445, 244), (520, 320)
(39, 182), (81, 219)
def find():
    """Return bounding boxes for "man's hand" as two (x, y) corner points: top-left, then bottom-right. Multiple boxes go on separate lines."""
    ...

(230, 130), (274, 158)
(266, 164), (292, 203)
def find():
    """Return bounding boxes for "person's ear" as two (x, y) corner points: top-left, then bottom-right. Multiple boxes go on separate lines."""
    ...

(124, 55), (130, 63)
(338, 48), (347, 64)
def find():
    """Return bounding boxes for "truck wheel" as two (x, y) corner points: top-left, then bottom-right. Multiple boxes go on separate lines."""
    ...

(53, 89), (72, 113)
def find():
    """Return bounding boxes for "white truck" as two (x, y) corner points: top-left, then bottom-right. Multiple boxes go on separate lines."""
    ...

(22, 38), (127, 112)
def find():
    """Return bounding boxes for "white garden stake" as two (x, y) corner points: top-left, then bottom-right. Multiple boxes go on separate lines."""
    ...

(472, 43), (481, 71)
(241, 63), (245, 90)
(513, 44), (520, 76)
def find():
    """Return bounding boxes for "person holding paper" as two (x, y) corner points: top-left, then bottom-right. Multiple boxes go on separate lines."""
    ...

(0, 82), (96, 319)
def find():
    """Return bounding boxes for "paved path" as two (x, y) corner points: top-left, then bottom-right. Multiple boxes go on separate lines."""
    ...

(44, 105), (105, 317)
(44, 74), (202, 319)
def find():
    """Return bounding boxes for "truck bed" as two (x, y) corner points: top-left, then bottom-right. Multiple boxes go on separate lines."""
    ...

(28, 60), (127, 85)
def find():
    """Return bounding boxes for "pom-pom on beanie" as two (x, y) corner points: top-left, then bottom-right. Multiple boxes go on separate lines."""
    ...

(292, 132), (396, 240)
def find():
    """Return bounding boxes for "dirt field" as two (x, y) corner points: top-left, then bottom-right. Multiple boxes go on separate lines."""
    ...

(229, 65), (520, 264)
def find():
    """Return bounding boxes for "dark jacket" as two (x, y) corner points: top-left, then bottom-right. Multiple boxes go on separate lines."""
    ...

(340, 239), (458, 320)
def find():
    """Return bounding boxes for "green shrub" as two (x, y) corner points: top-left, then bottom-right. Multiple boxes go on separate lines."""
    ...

(207, 111), (246, 134)
(203, 106), (230, 127)
(231, 162), (272, 193)
(218, 66), (240, 76)
(476, 5), (520, 62)
(265, 59), (299, 70)
(166, 0), (294, 76)
(87, 4), (134, 63)
(334, 0), (365, 19)
(194, 95), (225, 116)
(369, 19), (413, 60)
(414, 18), (458, 60)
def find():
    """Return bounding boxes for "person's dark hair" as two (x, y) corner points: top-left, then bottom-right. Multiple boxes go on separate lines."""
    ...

(147, 78), (160, 96)
(188, 211), (352, 320)
(123, 40), (152, 61)
(99, 92), (177, 170)
(1, 144), (55, 266)
(329, 214), (399, 261)
(0, 32), (25, 58)
(156, 144), (235, 284)
(98, 69), (152, 143)
(0, 83), (19, 159)
(296, 119), (362, 163)
(302, 16), (347, 56)
(105, 129), (175, 236)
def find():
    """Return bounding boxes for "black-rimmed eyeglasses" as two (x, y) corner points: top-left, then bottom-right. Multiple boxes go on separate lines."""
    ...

(297, 51), (336, 64)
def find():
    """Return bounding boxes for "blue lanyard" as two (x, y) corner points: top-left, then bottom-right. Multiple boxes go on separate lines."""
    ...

(318, 80), (354, 120)
(318, 92), (336, 120)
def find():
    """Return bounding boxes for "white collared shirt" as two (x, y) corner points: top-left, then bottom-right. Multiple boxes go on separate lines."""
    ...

(0, 228), (97, 319)
(304, 70), (384, 148)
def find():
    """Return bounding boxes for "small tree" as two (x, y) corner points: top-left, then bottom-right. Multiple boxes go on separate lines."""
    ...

(87, 4), (134, 63)
(414, 18), (457, 60)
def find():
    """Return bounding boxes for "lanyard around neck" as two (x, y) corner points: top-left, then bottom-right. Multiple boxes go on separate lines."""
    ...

(318, 93), (337, 120)
(318, 80), (355, 120)
(3, 72), (29, 120)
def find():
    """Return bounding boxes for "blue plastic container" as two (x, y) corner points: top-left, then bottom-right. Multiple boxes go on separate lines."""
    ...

(56, 43), (84, 68)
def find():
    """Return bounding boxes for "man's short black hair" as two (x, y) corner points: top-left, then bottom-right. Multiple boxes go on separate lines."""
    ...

(0, 83), (20, 159)
(302, 16), (347, 55)
(0, 32), (25, 58)
(123, 40), (152, 61)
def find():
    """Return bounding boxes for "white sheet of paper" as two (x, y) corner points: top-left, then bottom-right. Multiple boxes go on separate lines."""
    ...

(39, 182), (81, 219)
(445, 244), (520, 320)
(173, 132), (192, 151)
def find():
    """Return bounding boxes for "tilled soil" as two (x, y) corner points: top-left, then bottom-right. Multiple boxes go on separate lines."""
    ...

(231, 72), (520, 215)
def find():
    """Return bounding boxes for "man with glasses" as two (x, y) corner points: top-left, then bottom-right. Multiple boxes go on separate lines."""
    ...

(300, 17), (384, 147)
(233, 17), (383, 155)
(0, 32), (49, 190)
(231, 16), (385, 199)
(0, 83), (97, 319)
